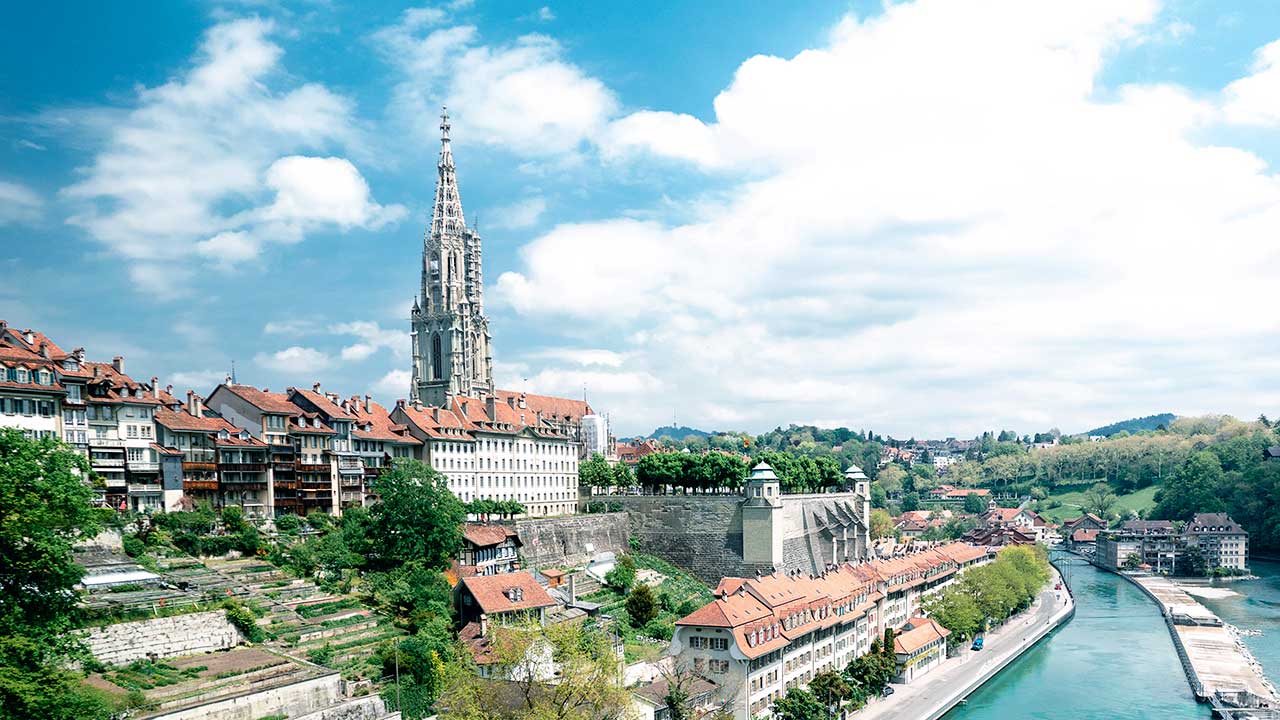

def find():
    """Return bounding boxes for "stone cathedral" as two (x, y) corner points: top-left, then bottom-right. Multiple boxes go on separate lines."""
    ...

(410, 109), (495, 407)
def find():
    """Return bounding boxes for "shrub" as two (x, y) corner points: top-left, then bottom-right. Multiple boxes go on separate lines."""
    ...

(625, 583), (658, 627)
(122, 534), (146, 558)
(607, 501), (624, 513)
(275, 514), (301, 535)
(222, 600), (265, 643)
(605, 555), (636, 591)
(307, 643), (335, 666)
(640, 617), (674, 640)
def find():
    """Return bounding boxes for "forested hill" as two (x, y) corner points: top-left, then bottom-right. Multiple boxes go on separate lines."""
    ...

(644, 425), (713, 441)
(1085, 413), (1176, 437)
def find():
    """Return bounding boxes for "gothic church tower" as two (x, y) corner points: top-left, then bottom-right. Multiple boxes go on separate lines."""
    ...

(410, 109), (494, 406)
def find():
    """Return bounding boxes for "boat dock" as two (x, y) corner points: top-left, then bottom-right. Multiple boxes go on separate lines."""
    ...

(1128, 574), (1279, 717)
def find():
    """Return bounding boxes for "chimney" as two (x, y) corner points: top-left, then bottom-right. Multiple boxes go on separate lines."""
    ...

(431, 407), (440, 422)
(313, 382), (321, 393)
(93, 365), (101, 378)
(364, 395), (372, 413)
(567, 573), (577, 602)
(461, 400), (469, 415)
(479, 613), (489, 637)
(186, 390), (198, 416)
(112, 356), (124, 373)
(22, 329), (34, 344)
(38, 342), (50, 358)
(506, 396), (516, 409)
(518, 393), (527, 409)
(151, 377), (160, 398)
(0, 320), (6, 333)
(486, 395), (497, 421)
(395, 399), (406, 409)
(166, 384), (173, 395)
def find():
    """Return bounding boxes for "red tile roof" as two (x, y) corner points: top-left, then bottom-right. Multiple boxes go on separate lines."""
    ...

(348, 398), (421, 444)
(895, 617), (950, 654)
(155, 407), (239, 433)
(459, 572), (556, 615)
(493, 389), (592, 423)
(289, 387), (356, 420)
(1071, 528), (1100, 543)
(219, 384), (301, 414)
(463, 524), (520, 548)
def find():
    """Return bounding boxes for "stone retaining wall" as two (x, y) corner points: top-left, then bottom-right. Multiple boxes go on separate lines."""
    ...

(515, 512), (631, 569)
(609, 496), (770, 583)
(291, 694), (394, 720)
(147, 671), (344, 720)
(84, 610), (243, 665)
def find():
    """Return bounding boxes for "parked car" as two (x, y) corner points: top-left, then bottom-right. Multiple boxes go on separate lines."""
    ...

(971, 636), (984, 651)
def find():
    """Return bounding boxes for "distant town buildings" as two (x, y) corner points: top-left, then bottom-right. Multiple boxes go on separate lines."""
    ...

(1093, 513), (1249, 575)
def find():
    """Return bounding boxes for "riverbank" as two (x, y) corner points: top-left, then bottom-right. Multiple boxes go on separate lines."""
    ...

(1124, 573), (1279, 709)
(857, 563), (1074, 720)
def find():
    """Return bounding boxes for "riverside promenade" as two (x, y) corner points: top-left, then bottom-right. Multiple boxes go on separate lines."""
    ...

(859, 564), (1074, 720)
(1127, 573), (1279, 712)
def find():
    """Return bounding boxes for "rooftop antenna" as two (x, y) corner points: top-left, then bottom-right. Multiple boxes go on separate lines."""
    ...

(230, 360), (237, 385)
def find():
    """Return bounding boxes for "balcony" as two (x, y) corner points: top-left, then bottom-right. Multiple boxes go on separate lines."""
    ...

(101, 476), (127, 488)
(219, 463), (267, 472)
(128, 461), (160, 472)
(127, 484), (161, 494)
(92, 458), (125, 468)
(89, 438), (125, 448)
(297, 463), (330, 473)
(274, 479), (299, 490)
(183, 479), (218, 491)
(340, 478), (364, 489)
(183, 461), (218, 472)
(270, 444), (296, 456)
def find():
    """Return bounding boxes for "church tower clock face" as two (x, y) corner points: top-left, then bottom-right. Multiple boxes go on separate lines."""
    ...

(409, 108), (494, 407)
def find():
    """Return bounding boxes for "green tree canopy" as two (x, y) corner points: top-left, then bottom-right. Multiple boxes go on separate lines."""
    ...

(370, 459), (466, 570)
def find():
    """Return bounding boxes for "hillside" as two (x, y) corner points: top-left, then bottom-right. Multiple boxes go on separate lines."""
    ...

(1085, 413), (1176, 437)
(642, 424), (715, 441)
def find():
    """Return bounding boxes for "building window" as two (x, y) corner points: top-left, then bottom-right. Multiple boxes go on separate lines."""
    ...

(431, 333), (443, 380)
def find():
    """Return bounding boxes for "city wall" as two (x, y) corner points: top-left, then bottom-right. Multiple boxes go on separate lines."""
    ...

(515, 512), (632, 569)
(83, 610), (243, 665)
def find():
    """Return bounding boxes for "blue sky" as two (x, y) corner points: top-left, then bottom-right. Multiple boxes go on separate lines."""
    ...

(4, 0), (1280, 437)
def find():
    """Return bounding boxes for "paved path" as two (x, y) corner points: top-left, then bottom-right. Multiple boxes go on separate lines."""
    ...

(859, 568), (1072, 720)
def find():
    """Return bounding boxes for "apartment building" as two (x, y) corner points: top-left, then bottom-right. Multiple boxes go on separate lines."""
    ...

(155, 392), (268, 513)
(0, 322), (68, 443)
(287, 385), (366, 510)
(345, 396), (421, 506)
(83, 359), (170, 511)
(672, 543), (990, 719)
(1184, 513), (1249, 572)
(392, 394), (580, 517)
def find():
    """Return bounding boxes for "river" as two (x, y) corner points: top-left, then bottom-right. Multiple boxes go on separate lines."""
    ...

(941, 552), (1209, 720)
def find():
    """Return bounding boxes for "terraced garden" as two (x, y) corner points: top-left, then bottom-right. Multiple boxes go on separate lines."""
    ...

(577, 553), (712, 663)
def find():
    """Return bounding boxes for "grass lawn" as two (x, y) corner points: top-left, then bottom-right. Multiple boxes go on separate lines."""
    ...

(1036, 483), (1160, 523)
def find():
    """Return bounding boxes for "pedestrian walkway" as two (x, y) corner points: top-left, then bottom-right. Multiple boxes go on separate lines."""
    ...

(859, 567), (1074, 720)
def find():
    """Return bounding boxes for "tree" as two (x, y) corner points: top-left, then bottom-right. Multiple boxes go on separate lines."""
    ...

(370, 459), (466, 570)
(625, 582), (658, 627)
(809, 670), (854, 712)
(869, 509), (894, 540)
(0, 429), (115, 720)
(436, 622), (630, 720)
(579, 454), (613, 492)
(771, 687), (826, 720)
(368, 560), (454, 634)
(922, 588), (983, 644)
(611, 461), (635, 490)
(1122, 553), (1142, 571)
(963, 493), (987, 514)
(1152, 451), (1226, 521)
(698, 452), (748, 493)
(275, 513), (301, 535)
(605, 554), (636, 591)
(877, 464), (906, 496)
(870, 483), (888, 508)
(1082, 483), (1117, 518)
(901, 492), (921, 512)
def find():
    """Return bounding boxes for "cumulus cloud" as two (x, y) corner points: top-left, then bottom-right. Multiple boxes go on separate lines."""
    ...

(0, 181), (43, 226)
(372, 368), (413, 398)
(375, 11), (616, 155)
(493, 0), (1280, 436)
(60, 18), (402, 285)
(1223, 39), (1280, 125)
(255, 345), (332, 373)
(489, 196), (546, 230)
(170, 369), (230, 391)
(331, 321), (410, 362)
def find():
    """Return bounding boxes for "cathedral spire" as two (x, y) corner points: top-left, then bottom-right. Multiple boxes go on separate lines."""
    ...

(431, 106), (465, 237)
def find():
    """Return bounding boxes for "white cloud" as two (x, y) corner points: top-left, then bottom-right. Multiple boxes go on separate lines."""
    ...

(535, 7), (555, 22)
(493, 0), (1280, 436)
(60, 18), (401, 283)
(263, 319), (319, 336)
(489, 196), (546, 230)
(330, 320), (410, 362)
(255, 345), (332, 373)
(169, 369), (229, 391)
(1223, 39), (1280, 125)
(375, 15), (616, 155)
(0, 181), (43, 226)
(372, 368), (413, 398)
(528, 348), (626, 368)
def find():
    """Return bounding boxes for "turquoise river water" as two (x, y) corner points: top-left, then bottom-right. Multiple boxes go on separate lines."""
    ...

(941, 552), (1222, 720)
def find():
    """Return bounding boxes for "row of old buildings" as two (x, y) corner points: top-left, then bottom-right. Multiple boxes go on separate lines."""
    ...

(0, 319), (593, 518)
(671, 541), (991, 719)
